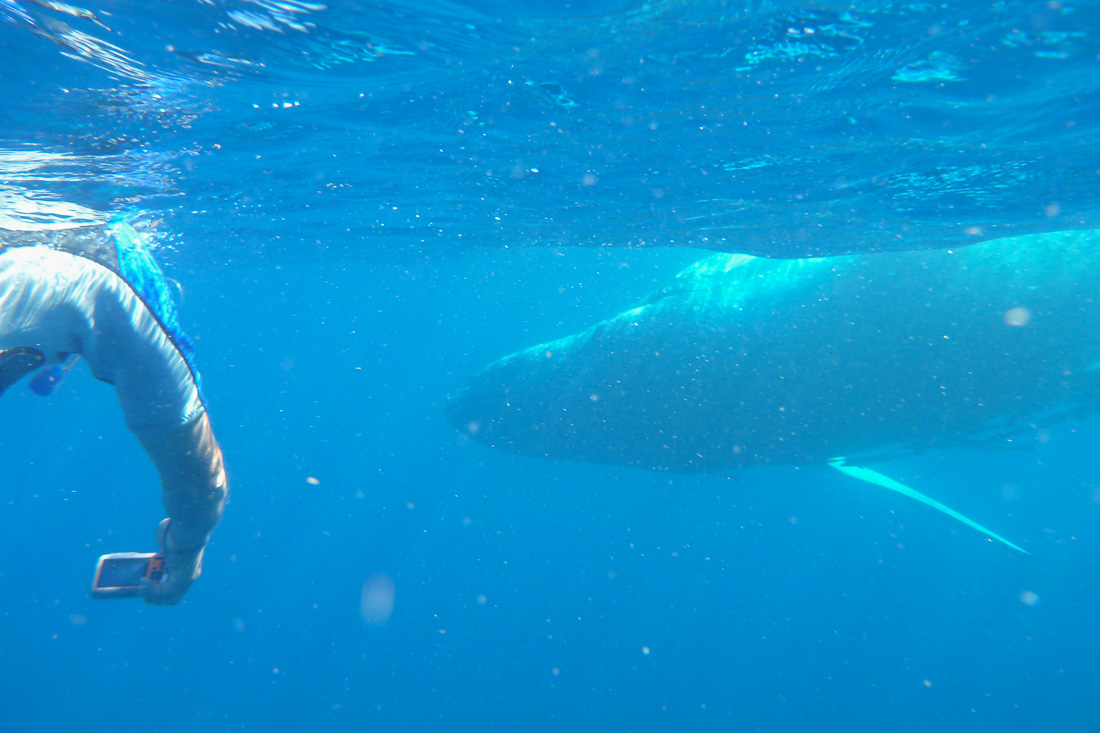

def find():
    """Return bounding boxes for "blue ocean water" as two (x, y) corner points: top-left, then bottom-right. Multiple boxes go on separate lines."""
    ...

(2, 1), (1100, 731)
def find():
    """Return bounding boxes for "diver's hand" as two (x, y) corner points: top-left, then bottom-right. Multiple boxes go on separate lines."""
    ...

(140, 546), (203, 605)
(139, 518), (204, 606)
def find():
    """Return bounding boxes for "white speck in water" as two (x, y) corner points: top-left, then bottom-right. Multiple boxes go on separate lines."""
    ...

(1004, 307), (1032, 327)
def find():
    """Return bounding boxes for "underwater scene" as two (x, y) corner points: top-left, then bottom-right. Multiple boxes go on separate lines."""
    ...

(2, 1), (1100, 730)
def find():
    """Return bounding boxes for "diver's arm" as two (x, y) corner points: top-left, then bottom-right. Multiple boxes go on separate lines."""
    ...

(135, 411), (227, 551)
(133, 412), (228, 605)
(1, 245), (227, 604)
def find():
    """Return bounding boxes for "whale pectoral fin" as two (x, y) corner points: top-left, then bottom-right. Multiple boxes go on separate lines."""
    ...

(827, 458), (1030, 555)
(0, 348), (45, 398)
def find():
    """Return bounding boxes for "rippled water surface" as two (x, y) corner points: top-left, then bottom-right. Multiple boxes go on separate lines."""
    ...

(4, 0), (1099, 256)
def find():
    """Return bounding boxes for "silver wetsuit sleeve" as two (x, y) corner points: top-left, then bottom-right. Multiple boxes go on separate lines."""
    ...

(0, 245), (226, 548)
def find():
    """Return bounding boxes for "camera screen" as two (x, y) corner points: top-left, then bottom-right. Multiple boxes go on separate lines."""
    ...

(97, 557), (150, 588)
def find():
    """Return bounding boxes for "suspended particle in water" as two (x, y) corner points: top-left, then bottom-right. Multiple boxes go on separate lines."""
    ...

(1003, 307), (1033, 327)
(360, 574), (396, 625)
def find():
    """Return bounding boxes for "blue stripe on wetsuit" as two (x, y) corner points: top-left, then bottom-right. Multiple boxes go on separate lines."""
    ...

(110, 222), (204, 402)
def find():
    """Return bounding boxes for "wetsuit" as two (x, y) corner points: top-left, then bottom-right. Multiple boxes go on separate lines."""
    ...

(0, 223), (226, 605)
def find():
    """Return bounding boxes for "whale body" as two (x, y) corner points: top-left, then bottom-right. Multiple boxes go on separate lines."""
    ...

(447, 230), (1100, 474)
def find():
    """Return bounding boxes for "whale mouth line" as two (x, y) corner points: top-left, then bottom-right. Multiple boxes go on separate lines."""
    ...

(444, 387), (478, 431)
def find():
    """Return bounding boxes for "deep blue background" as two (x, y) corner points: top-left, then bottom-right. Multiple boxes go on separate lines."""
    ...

(3, 246), (1099, 731)
(3, 0), (1100, 730)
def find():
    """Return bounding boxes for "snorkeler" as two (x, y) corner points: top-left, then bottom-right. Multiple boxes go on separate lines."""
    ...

(0, 222), (227, 605)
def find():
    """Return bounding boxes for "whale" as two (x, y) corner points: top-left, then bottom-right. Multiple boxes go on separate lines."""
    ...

(446, 229), (1100, 552)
